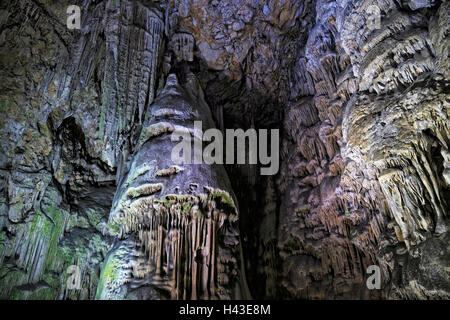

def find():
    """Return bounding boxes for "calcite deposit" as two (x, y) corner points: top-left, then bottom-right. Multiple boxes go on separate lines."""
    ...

(0, 0), (448, 300)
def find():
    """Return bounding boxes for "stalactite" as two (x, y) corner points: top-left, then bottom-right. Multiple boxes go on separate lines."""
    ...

(112, 191), (238, 299)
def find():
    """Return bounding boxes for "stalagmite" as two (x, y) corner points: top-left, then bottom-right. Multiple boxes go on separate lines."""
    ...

(0, 0), (448, 301)
(97, 73), (248, 300)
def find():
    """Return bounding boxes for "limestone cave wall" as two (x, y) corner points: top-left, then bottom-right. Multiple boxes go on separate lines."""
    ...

(0, 0), (448, 300)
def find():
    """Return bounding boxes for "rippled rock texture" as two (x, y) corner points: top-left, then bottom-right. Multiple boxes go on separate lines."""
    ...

(0, 0), (448, 299)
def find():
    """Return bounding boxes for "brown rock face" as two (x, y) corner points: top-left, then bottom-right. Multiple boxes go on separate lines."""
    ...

(0, 0), (448, 300)
(278, 0), (449, 299)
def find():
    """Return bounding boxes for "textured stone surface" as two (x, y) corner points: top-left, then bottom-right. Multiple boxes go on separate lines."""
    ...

(0, 0), (448, 300)
(97, 73), (249, 300)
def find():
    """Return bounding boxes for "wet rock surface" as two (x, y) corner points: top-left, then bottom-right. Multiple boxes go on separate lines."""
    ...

(0, 0), (448, 299)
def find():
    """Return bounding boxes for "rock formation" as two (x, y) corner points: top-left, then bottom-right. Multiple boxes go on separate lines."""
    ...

(96, 72), (248, 300)
(0, 0), (448, 300)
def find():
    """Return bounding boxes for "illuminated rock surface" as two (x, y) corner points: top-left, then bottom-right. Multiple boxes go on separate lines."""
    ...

(0, 0), (448, 299)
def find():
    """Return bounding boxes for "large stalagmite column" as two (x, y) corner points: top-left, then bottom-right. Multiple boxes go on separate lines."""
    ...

(66, 0), (251, 300)
(96, 72), (250, 299)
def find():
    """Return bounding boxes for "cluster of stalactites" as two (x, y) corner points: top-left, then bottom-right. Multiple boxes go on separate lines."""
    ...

(111, 190), (239, 299)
